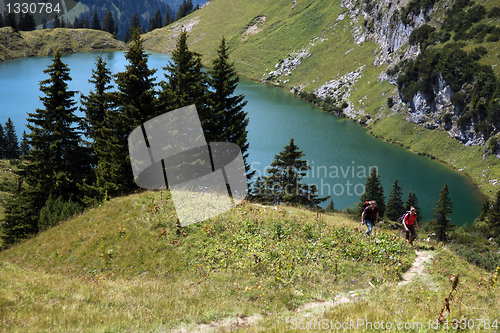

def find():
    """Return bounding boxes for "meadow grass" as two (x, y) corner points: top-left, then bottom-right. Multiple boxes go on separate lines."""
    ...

(0, 189), (499, 332)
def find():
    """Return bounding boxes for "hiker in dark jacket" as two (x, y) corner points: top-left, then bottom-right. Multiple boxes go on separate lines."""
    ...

(403, 206), (418, 245)
(361, 200), (378, 236)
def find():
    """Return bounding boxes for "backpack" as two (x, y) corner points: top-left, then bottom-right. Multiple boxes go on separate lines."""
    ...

(362, 201), (379, 212)
(399, 211), (417, 224)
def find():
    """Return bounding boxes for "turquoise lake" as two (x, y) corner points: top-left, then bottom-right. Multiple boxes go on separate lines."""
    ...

(0, 51), (484, 225)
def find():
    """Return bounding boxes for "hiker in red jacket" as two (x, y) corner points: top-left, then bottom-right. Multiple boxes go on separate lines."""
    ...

(403, 206), (418, 245)
(361, 200), (378, 237)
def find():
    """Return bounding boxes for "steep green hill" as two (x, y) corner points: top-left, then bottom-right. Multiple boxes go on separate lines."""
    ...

(141, 0), (500, 199)
(0, 190), (499, 332)
(0, 27), (125, 62)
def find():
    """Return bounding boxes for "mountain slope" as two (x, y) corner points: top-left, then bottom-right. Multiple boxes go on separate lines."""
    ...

(0, 27), (125, 62)
(0, 189), (499, 331)
(141, 0), (500, 198)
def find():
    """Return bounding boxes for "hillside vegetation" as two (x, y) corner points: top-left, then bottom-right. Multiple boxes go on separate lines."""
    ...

(0, 27), (125, 62)
(141, 0), (500, 199)
(0, 190), (499, 331)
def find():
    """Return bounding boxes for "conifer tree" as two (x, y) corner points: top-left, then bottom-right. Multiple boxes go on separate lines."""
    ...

(3, 50), (89, 244)
(359, 168), (385, 217)
(208, 36), (254, 180)
(159, 30), (209, 121)
(104, 31), (157, 194)
(53, 15), (60, 28)
(263, 138), (329, 207)
(6, 12), (17, 30)
(405, 191), (421, 217)
(80, 55), (117, 201)
(19, 131), (30, 157)
(102, 10), (115, 35)
(3, 118), (20, 159)
(0, 13), (4, 28)
(429, 183), (454, 242)
(91, 11), (101, 30)
(82, 15), (90, 29)
(164, 5), (173, 26)
(124, 13), (141, 43)
(386, 178), (405, 221)
(0, 123), (4, 159)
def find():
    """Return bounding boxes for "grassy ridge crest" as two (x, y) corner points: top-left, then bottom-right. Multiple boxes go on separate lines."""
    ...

(0, 27), (126, 62)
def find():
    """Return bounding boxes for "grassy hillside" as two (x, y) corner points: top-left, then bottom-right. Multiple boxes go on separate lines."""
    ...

(141, 0), (500, 199)
(0, 27), (126, 62)
(0, 189), (499, 332)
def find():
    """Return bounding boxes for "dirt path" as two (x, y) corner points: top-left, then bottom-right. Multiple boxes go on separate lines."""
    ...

(171, 250), (434, 332)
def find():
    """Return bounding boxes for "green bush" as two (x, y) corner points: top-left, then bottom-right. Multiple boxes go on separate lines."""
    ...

(39, 195), (82, 231)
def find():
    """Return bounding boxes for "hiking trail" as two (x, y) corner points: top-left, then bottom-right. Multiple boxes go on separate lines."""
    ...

(171, 250), (435, 332)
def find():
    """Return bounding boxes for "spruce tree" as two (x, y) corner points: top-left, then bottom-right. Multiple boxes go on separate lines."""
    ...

(91, 11), (101, 30)
(107, 31), (157, 194)
(359, 168), (385, 217)
(82, 15), (90, 29)
(3, 50), (89, 244)
(0, 123), (4, 159)
(53, 15), (60, 29)
(405, 191), (421, 217)
(386, 178), (405, 221)
(124, 13), (141, 43)
(80, 55), (117, 201)
(0, 13), (4, 28)
(159, 30), (209, 121)
(479, 189), (500, 239)
(208, 36), (254, 180)
(102, 10), (115, 35)
(263, 138), (329, 207)
(6, 12), (17, 31)
(429, 183), (454, 242)
(19, 131), (30, 157)
(3, 118), (20, 159)
(164, 5), (173, 26)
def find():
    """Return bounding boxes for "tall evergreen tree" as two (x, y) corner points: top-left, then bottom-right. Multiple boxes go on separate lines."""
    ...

(82, 15), (90, 29)
(261, 138), (329, 207)
(164, 5), (173, 26)
(73, 17), (80, 29)
(19, 131), (30, 157)
(6, 12), (17, 31)
(429, 183), (454, 242)
(3, 50), (89, 244)
(80, 55), (117, 201)
(53, 15), (60, 29)
(91, 11), (101, 30)
(105, 30), (157, 194)
(208, 36), (254, 181)
(405, 191), (421, 217)
(148, 9), (163, 32)
(0, 13), (4, 28)
(359, 168), (385, 217)
(124, 13), (141, 43)
(102, 10), (115, 35)
(159, 30), (209, 120)
(0, 123), (4, 159)
(3, 118), (20, 159)
(386, 178), (405, 221)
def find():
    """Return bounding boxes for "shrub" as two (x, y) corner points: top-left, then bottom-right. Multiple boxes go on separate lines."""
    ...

(39, 195), (82, 231)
